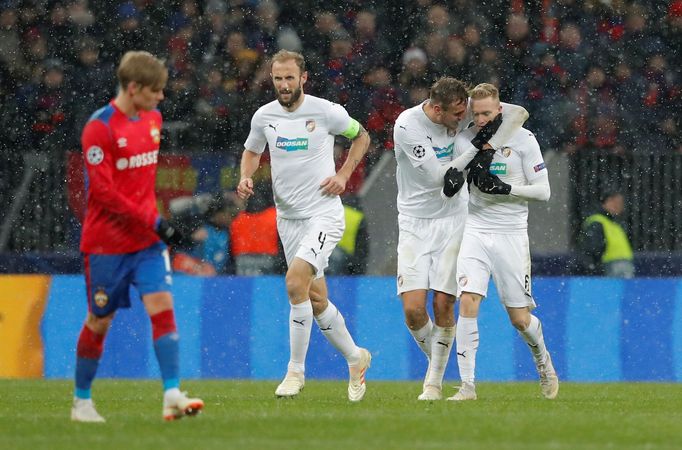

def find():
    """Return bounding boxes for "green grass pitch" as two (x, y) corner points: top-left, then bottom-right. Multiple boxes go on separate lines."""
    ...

(2, 380), (682, 450)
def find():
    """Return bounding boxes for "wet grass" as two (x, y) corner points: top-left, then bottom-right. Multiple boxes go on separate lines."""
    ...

(1, 380), (681, 450)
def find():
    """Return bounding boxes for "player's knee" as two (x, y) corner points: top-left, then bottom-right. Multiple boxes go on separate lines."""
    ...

(86, 313), (114, 334)
(433, 296), (455, 316)
(510, 315), (530, 331)
(458, 293), (480, 318)
(403, 304), (428, 329)
(285, 272), (308, 301)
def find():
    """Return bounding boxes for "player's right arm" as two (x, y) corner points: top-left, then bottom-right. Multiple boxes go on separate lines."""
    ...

(238, 111), (267, 200)
(82, 120), (158, 228)
(237, 149), (261, 200)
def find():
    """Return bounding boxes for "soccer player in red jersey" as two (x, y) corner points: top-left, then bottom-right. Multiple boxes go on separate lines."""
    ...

(71, 51), (203, 422)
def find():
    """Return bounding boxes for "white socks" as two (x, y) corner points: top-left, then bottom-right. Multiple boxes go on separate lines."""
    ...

(456, 316), (479, 386)
(424, 325), (455, 388)
(518, 315), (548, 367)
(408, 318), (433, 360)
(315, 300), (361, 366)
(288, 300), (313, 373)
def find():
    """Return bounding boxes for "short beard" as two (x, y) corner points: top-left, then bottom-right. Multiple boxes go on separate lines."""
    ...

(276, 86), (302, 108)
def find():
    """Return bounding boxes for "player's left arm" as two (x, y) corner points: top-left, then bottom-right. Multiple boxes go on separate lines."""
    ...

(510, 133), (550, 201)
(321, 111), (370, 195)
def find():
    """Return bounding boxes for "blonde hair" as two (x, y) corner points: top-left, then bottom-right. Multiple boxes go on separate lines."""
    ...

(271, 49), (306, 73)
(469, 83), (500, 102)
(117, 51), (168, 90)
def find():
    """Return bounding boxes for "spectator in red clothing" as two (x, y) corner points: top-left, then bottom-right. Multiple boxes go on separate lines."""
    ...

(230, 182), (283, 275)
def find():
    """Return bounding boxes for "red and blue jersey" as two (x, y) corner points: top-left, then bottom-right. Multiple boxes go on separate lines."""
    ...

(80, 101), (162, 254)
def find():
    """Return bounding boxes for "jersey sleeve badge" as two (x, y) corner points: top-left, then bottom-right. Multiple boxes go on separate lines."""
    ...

(86, 146), (104, 165)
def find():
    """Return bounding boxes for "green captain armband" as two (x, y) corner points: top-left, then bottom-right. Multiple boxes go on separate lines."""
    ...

(340, 118), (361, 139)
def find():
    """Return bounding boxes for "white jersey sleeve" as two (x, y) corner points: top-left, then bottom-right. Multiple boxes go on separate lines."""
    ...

(394, 104), (467, 219)
(509, 131), (550, 201)
(520, 132), (546, 183)
(394, 122), (437, 169)
(244, 108), (267, 153)
(325, 102), (353, 136)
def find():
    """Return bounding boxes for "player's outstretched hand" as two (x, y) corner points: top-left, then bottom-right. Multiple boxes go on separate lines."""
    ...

(156, 218), (186, 246)
(474, 172), (511, 195)
(320, 174), (347, 196)
(443, 167), (465, 198)
(237, 177), (254, 200)
(471, 114), (503, 150)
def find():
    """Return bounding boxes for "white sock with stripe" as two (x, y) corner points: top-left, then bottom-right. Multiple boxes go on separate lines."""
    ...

(315, 300), (361, 366)
(456, 316), (479, 386)
(287, 300), (313, 374)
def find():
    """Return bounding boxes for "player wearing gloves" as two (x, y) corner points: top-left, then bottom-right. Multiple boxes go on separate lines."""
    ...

(393, 77), (529, 400)
(448, 83), (558, 402)
(72, 51), (202, 423)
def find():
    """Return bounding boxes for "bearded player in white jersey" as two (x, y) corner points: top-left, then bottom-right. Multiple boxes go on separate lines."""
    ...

(448, 83), (558, 401)
(237, 50), (371, 401)
(393, 76), (530, 400)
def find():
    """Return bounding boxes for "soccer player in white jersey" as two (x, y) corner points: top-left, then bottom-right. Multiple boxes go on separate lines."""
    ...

(448, 83), (559, 401)
(237, 50), (371, 401)
(393, 77), (530, 400)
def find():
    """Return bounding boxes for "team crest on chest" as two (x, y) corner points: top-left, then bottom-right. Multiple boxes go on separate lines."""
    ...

(93, 288), (109, 308)
(502, 147), (512, 158)
(305, 119), (316, 132)
(150, 121), (161, 144)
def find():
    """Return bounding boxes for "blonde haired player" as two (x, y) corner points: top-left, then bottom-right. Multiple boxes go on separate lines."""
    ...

(72, 51), (203, 422)
(449, 83), (558, 401)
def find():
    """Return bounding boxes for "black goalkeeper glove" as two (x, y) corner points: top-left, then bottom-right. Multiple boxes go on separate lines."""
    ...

(443, 167), (465, 198)
(156, 218), (185, 246)
(474, 172), (512, 195)
(471, 114), (503, 150)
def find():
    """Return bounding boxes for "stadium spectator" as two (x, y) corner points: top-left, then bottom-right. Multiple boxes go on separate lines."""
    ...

(230, 182), (283, 276)
(0, 0), (680, 255)
(398, 47), (431, 91)
(71, 51), (203, 423)
(578, 190), (634, 278)
(27, 58), (76, 151)
(171, 191), (243, 276)
(236, 50), (372, 401)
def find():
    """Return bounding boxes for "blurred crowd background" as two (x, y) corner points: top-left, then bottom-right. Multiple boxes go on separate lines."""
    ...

(0, 0), (681, 273)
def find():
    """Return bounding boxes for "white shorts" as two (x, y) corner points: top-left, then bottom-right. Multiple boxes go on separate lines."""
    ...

(277, 214), (345, 279)
(396, 214), (465, 295)
(456, 229), (536, 309)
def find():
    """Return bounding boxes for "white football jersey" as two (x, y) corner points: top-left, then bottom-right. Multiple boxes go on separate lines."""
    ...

(456, 126), (547, 232)
(244, 95), (351, 219)
(394, 102), (470, 219)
